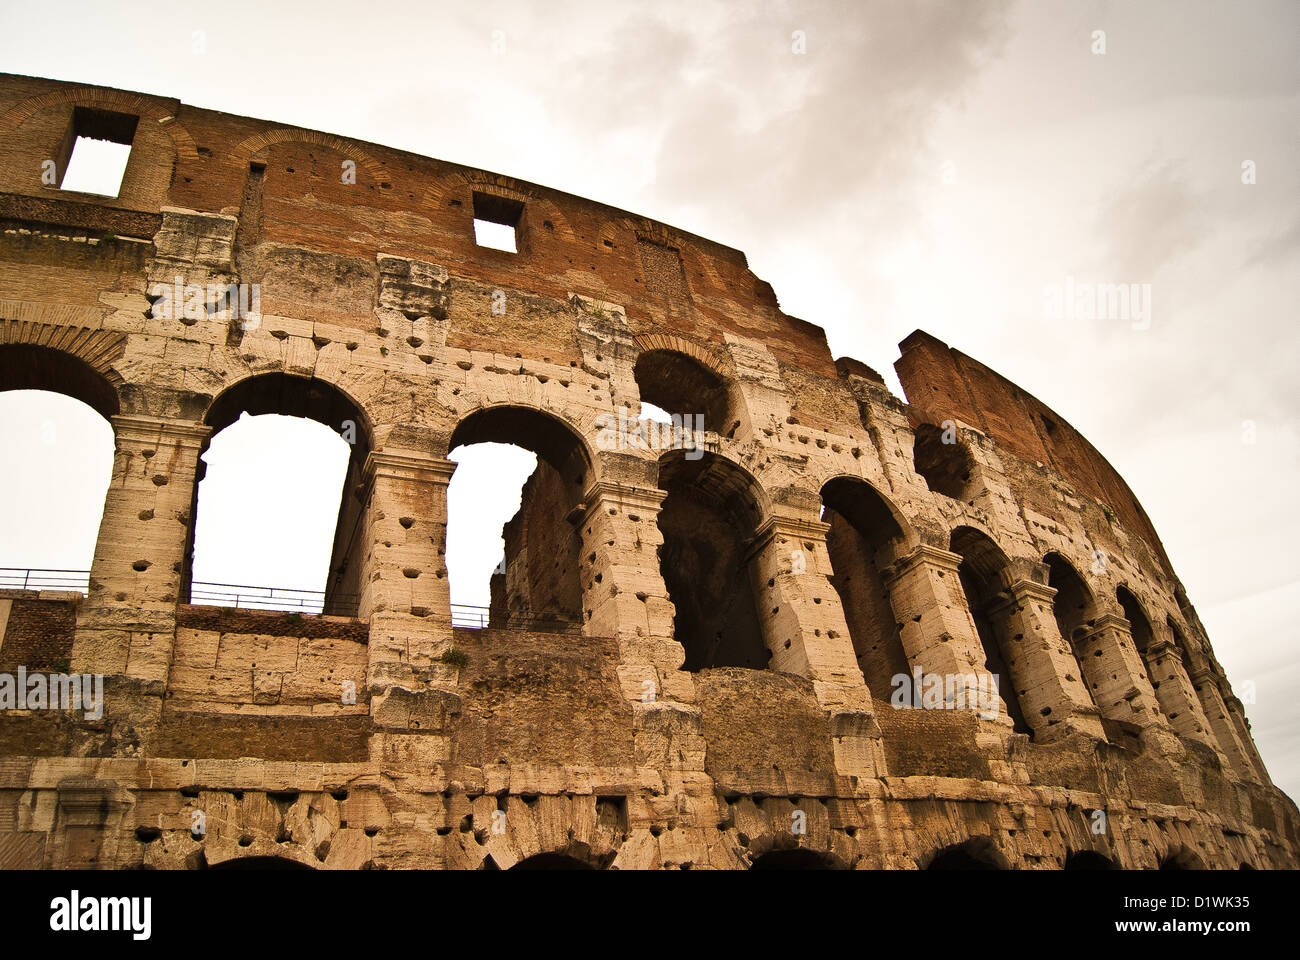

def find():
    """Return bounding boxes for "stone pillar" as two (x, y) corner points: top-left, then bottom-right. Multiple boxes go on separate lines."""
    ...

(358, 451), (455, 682)
(578, 480), (687, 704)
(746, 513), (883, 775)
(883, 544), (1009, 726)
(985, 579), (1105, 741)
(1143, 623), (1222, 756)
(1187, 668), (1257, 779)
(1074, 614), (1180, 754)
(73, 414), (210, 682)
(1221, 684), (1271, 785)
(358, 451), (459, 767)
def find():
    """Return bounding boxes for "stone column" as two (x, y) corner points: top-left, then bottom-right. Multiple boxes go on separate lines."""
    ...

(1074, 614), (1180, 754)
(1142, 623), (1222, 756)
(358, 451), (459, 767)
(985, 579), (1105, 741)
(746, 513), (883, 775)
(1221, 684), (1271, 785)
(578, 480), (687, 704)
(883, 544), (1010, 726)
(73, 414), (211, 682)
(358, 451), (455, 678)
(1187, 668), (1257, 779)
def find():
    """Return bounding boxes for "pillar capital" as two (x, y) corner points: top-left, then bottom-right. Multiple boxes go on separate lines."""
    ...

(745, 514), (831, 562)
(363, 450), (457, 486)
(886, 542), (964, 583)
(110, 413), (211, 447)
(580, 480), (668, 521)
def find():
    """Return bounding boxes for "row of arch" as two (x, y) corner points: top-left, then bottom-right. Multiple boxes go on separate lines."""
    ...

(203, 841), (1226, 870)
(0, 343), (1241, 765)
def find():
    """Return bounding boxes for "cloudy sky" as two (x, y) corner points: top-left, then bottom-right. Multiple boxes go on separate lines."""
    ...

(0, 0), (1296, 800)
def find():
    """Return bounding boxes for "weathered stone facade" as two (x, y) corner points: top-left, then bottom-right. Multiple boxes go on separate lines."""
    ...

(0, 74), (1294, 870)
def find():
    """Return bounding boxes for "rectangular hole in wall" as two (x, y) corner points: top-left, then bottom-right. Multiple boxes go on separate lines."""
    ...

(59, 107), (139, 197)
(472, 191), (524, 253)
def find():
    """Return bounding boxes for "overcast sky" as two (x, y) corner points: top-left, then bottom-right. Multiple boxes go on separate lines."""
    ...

(0, 0), (1296, 801)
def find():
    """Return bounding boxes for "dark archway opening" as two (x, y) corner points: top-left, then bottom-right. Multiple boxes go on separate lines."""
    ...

(189, 374), (370, 616)
(821, 477), (910, 699)
(950, 527), (1030, 735)
(1158, 848), (1206, 870)
(509, 853), (596, 870)
(448, 406), (590, 631)
(633, 349), (734, 439)
(1064, 850), (1118, 870)
(1116, 586), (1156, 687)
(207, 856), (316, 870)
(925, 838), (1008, 870)
(656, 450), (768, 670)
(1044, 553), (1100, 712)
(912, 422), (975, 500)
(750, 849), (835, 870)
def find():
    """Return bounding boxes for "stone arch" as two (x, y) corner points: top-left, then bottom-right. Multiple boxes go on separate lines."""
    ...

(1116, 585), (1157, 685)
(632, 341), (736, 438)
(448, 404), (593, 628)
(508, 852), (598, 870)
(0, 86), (199, 160)
(0, 342), (121, 421)
(206, 855), (317, 871)
(1064, 850), (1118, 870)
(912, 422), (977, 501)
(655, 449), (770, 670)
(950, 526), (1030, 735)
(231, 129), (387, 184)
(1158, 846), (1206, 870)
(186, 373), (373, 614)
(749, 848), (840, 870)
(820, 475), (915, 698)
(1044, 552), (1097, 646)
(0, 321), (126, 420)
(922, 837), (1010, 870)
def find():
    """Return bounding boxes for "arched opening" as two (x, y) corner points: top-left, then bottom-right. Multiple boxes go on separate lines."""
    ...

(188, 374), (370, 617)
(1158, 848), (1206, 871)
(912, 422), (976, 501)
(509, 852), (596, 870)
(656, 450), (768, 670)
(820, 477), (911, 699)
(1043, 553), (1100, 713)
(1116, 586), (1156, 686)
(750, 849), (836, 870)
(1064, 850), (1118, 870)
(633, 349), (735, 438)
(924, 838), (1008, 870)
(0, 346), (117, 594)
(950, 527), (1030, 735)
(447, 406), (590, 631)
(206, 855), (316, 870)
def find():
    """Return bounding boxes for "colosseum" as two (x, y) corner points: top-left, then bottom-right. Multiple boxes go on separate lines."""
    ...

(0, 73), (1294, 871)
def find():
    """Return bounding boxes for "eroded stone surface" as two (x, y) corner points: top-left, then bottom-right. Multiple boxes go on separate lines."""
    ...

(0, 75), (1294, 870)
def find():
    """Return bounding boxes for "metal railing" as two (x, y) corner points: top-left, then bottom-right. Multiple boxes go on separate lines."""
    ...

(451, 603), (491, 629)
(451, 602), (581, 634)
(1, 567), (577, 631)
(187, 580), (358, 617)
(0, 567), (90, 593)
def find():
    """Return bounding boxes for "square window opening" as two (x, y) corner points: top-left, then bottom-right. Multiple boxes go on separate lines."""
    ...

(59, 107), (138, 198)
(472, 191), (524, 253)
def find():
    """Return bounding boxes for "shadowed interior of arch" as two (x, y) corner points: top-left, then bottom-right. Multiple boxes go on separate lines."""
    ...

(820, 477), (910, 699)
(950, 526), (1030, 735)
(447, 406), (590, 629)
(655, 450), (768, 670)
(633, 348), (735, 438)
